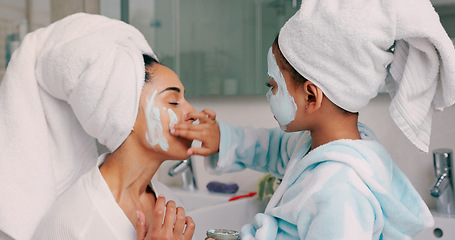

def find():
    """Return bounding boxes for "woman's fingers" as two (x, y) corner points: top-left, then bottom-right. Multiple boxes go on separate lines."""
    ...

(173, 207), (186, 236)
(149, 195), (166, 235)
(183, 216), (195, 240)
(162, 200), (177, 231)
(136, 196), (195, 240)
(136, 211), (146, 240)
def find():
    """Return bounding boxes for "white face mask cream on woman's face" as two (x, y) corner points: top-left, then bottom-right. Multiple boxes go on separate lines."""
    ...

(266, 47), (298, 130)
(167, 108), (178, 132)
(145, 90), (170, 151)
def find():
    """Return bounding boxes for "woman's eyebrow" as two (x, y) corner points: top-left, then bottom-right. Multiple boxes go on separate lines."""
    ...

(159, 87), (181, 94)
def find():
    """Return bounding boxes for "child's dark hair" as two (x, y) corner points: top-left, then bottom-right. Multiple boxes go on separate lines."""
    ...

(143, 54), (159, 82)
(272, 36), (357, 115)
(272, 36), (307, 86)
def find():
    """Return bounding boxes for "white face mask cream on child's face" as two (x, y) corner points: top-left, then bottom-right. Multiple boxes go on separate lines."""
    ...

(266, 47), (297, 131)
(145, 90), (170, 151)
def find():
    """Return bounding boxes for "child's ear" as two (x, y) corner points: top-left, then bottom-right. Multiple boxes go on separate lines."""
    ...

(303, 81), (323, 112)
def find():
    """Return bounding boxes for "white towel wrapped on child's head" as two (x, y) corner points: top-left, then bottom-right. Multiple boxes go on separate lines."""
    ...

(0, 13), (155, 239)
(279, 0), (455, 153)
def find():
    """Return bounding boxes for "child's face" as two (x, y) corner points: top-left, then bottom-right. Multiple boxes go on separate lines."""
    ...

(266, 46), (313, 133)
(134, 64), (196, 160)
(266, 47), (298, 131)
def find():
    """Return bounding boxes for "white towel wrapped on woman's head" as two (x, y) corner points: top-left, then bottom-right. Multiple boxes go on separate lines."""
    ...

(0, 13), (156, 240)
(279, 0), (455, 153)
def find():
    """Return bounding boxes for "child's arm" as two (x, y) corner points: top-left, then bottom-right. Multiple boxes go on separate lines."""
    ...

(172, 109), (309, 178)
(208, 122), (307, 178)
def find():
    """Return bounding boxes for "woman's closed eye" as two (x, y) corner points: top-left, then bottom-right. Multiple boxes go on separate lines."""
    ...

(265, 82), (273, 89)
(169, 102), (179, 106)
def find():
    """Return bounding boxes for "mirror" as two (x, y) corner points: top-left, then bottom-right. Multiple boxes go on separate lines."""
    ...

(120, 0), (300, 96)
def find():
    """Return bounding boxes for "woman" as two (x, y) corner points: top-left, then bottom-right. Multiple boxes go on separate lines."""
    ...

(0, 13), (194, 240)
(33, 54), (196, 239)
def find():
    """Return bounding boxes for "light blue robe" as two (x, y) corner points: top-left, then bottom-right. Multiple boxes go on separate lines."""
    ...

(207, 122), (433, 240)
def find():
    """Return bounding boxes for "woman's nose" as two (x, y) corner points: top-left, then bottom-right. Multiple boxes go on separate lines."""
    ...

(182, 103), (196, 123)
(185, 114), (196, 123)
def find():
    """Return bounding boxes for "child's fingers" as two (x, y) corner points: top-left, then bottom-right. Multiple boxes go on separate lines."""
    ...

(173, 129), (202, 141)
(185, 111), (216, 123)
(173, 207), (186, 236)
(172, 122), (196, 130)
(162, 200), (177, 230)
(183, 216), (195, 240)
(172, 124), (205, 140)
(184, 111), (208, 122)
(187, 147), (214, 156)
(202, 109), (216, 120)
(135, 211), (146, 240)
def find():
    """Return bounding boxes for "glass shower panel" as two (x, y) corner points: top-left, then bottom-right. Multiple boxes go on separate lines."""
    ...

(128, 0), (299, 96)
(259, 0), (299, 93)
(129, 0), (176, 71)
(177, 0), (256, 96)
(0, 0), (51, 83)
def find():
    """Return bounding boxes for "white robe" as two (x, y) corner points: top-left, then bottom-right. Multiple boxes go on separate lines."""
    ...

(32, 153), (181, 240)
(208, 122), (433, 239)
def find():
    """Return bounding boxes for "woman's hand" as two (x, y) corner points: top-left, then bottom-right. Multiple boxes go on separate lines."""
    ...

(171, 109), (220, 156)
(136, 195), (195, 240)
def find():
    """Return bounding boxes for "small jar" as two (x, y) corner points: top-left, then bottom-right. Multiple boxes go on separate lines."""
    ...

(205, 229), (240, 240)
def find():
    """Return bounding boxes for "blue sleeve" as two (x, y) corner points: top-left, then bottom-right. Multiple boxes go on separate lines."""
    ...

(205, 121), (309, 178)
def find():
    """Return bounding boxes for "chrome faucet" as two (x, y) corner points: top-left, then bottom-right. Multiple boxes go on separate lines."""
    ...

(168, 158), (197, 191)
(430, 148), (455, 216)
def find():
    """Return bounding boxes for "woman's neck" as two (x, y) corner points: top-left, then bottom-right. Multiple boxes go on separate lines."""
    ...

(99, 137), (165, 227)
(99, 142), (163, 204)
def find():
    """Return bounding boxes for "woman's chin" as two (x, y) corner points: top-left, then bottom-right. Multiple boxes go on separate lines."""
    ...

(166, 142), (192, 160)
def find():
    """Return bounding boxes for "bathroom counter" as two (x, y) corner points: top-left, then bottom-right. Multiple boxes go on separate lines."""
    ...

(414, 213), (455, 240)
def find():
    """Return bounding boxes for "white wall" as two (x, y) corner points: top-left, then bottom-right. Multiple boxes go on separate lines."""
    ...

(158, 94), (455, 210)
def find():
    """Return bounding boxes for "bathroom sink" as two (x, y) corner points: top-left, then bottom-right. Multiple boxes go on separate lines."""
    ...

(173, 189), (232, 211)
(413, 213), (455, 240)
(172, 189), (265, 240)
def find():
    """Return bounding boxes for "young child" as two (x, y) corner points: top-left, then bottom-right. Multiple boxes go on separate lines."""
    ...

(172, 0), (455, 239)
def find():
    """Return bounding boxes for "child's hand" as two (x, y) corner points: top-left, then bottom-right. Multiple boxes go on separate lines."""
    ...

(172, 109), (220, 156)
(136, 195), (195, 240)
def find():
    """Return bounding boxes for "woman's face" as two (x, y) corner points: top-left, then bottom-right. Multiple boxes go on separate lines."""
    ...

(134, 64), (196, 161)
